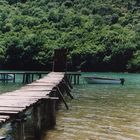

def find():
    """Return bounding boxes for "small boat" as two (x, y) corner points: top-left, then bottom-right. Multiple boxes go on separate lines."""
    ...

(84, 76), (125, 85)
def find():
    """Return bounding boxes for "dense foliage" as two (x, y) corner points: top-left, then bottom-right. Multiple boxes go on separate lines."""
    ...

(0, 0), (140, 71)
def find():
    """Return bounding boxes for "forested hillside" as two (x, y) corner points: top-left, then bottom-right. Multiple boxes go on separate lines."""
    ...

(0, 0), (140, 71)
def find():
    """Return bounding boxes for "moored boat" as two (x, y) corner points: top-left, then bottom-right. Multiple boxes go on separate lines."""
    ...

(84, 76), (125, 85)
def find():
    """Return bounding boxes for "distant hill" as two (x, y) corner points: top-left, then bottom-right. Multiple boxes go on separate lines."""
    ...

(0, 0), (140, 72)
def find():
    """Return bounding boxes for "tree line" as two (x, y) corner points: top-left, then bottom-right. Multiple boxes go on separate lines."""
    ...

(0, 0), (140, 72)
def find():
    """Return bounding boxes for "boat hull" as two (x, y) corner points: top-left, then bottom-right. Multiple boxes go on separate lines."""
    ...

(84, 77), (122, 84)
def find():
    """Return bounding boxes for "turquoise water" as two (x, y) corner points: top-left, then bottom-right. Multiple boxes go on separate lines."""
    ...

(0, 71), (47, 94)
(0, 72), (140, 140)
(0, 74), (24, 94)
(0, 82), (23, 94)
(43, 73), (140, 140)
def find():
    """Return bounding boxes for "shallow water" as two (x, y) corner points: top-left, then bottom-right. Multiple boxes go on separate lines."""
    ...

(0, 83), (23, 94)
(0, 71), (46, 94)
(0, 73), (24, 94)
(43, 73), (140, 140)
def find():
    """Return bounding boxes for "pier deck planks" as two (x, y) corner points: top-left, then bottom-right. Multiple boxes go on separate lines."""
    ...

(0, 72), (65, 126)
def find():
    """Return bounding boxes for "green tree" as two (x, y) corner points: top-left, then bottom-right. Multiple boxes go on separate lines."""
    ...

(127, 51), (140, 72)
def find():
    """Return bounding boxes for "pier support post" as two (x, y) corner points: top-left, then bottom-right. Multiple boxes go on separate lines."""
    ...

(32, 99), (56, 139)
(22, 73), (32, 84)
(22, 73), (25, 84)
(43, 99), (56, 129)
(74, 75), (77, 85)
(14, 117), (26, 140)
(38, 74), (42, 79)
(32, 104), (42, 139)
(13, 74), (16, 83)
(31, 74), (34, 82)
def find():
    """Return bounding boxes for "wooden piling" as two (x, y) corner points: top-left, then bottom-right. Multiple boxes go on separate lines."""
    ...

(31, 74), (34, 82)
(13, 74), (16, 83)
(32, 104), (41, 139)
(22, 73), (25, 84)
(43, 99), (56, 129)
(38, 73), (42, 79)
(16, 121), (25, 140)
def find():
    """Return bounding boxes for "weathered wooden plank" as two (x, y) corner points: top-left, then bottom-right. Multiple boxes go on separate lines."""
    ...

(48, 72), (64, 75)
(0, 115), (9, 119)
(4, 90), (48, 94)
(0, 95), (49, 100)
(0, 110), (19, 113)
(0, 99), (38, 104)
(0, 97), (38, 101)
(0, 105), (29, 109)
(3, 92), (50, 97)
(34, 82), (60, 86)
(45, 77), (64, 79)
(38, 79), (63, 82)
(47, 73), (64, 76)
(35, 80), (60, 84)
(20, 86), (54, 91)
(0, 95), (57, 101)
(2, 95), (49, 99)
(0, 102), (34, 108)
(41, 74), (63, 77)
(24, 85), (55, 88)
(36, 78), (62, 81)
(0, 105), (24, 108)
(0, 96), (40, 99)
(0, 99), (37, 105)
(0, 111), (18, 115)
(0, 136), (6, 140)
(0, 118), (6, 121)
(0, 107), (24, 112)
(40, 75), (64, 78)
(27, 83), (57, 86)
(38, 77), (63, 81)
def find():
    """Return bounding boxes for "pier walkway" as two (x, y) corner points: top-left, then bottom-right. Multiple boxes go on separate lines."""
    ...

(0, 72), (74, 139)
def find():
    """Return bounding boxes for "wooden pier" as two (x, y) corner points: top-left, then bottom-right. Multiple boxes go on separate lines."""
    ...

(0, 72), (74, 140)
